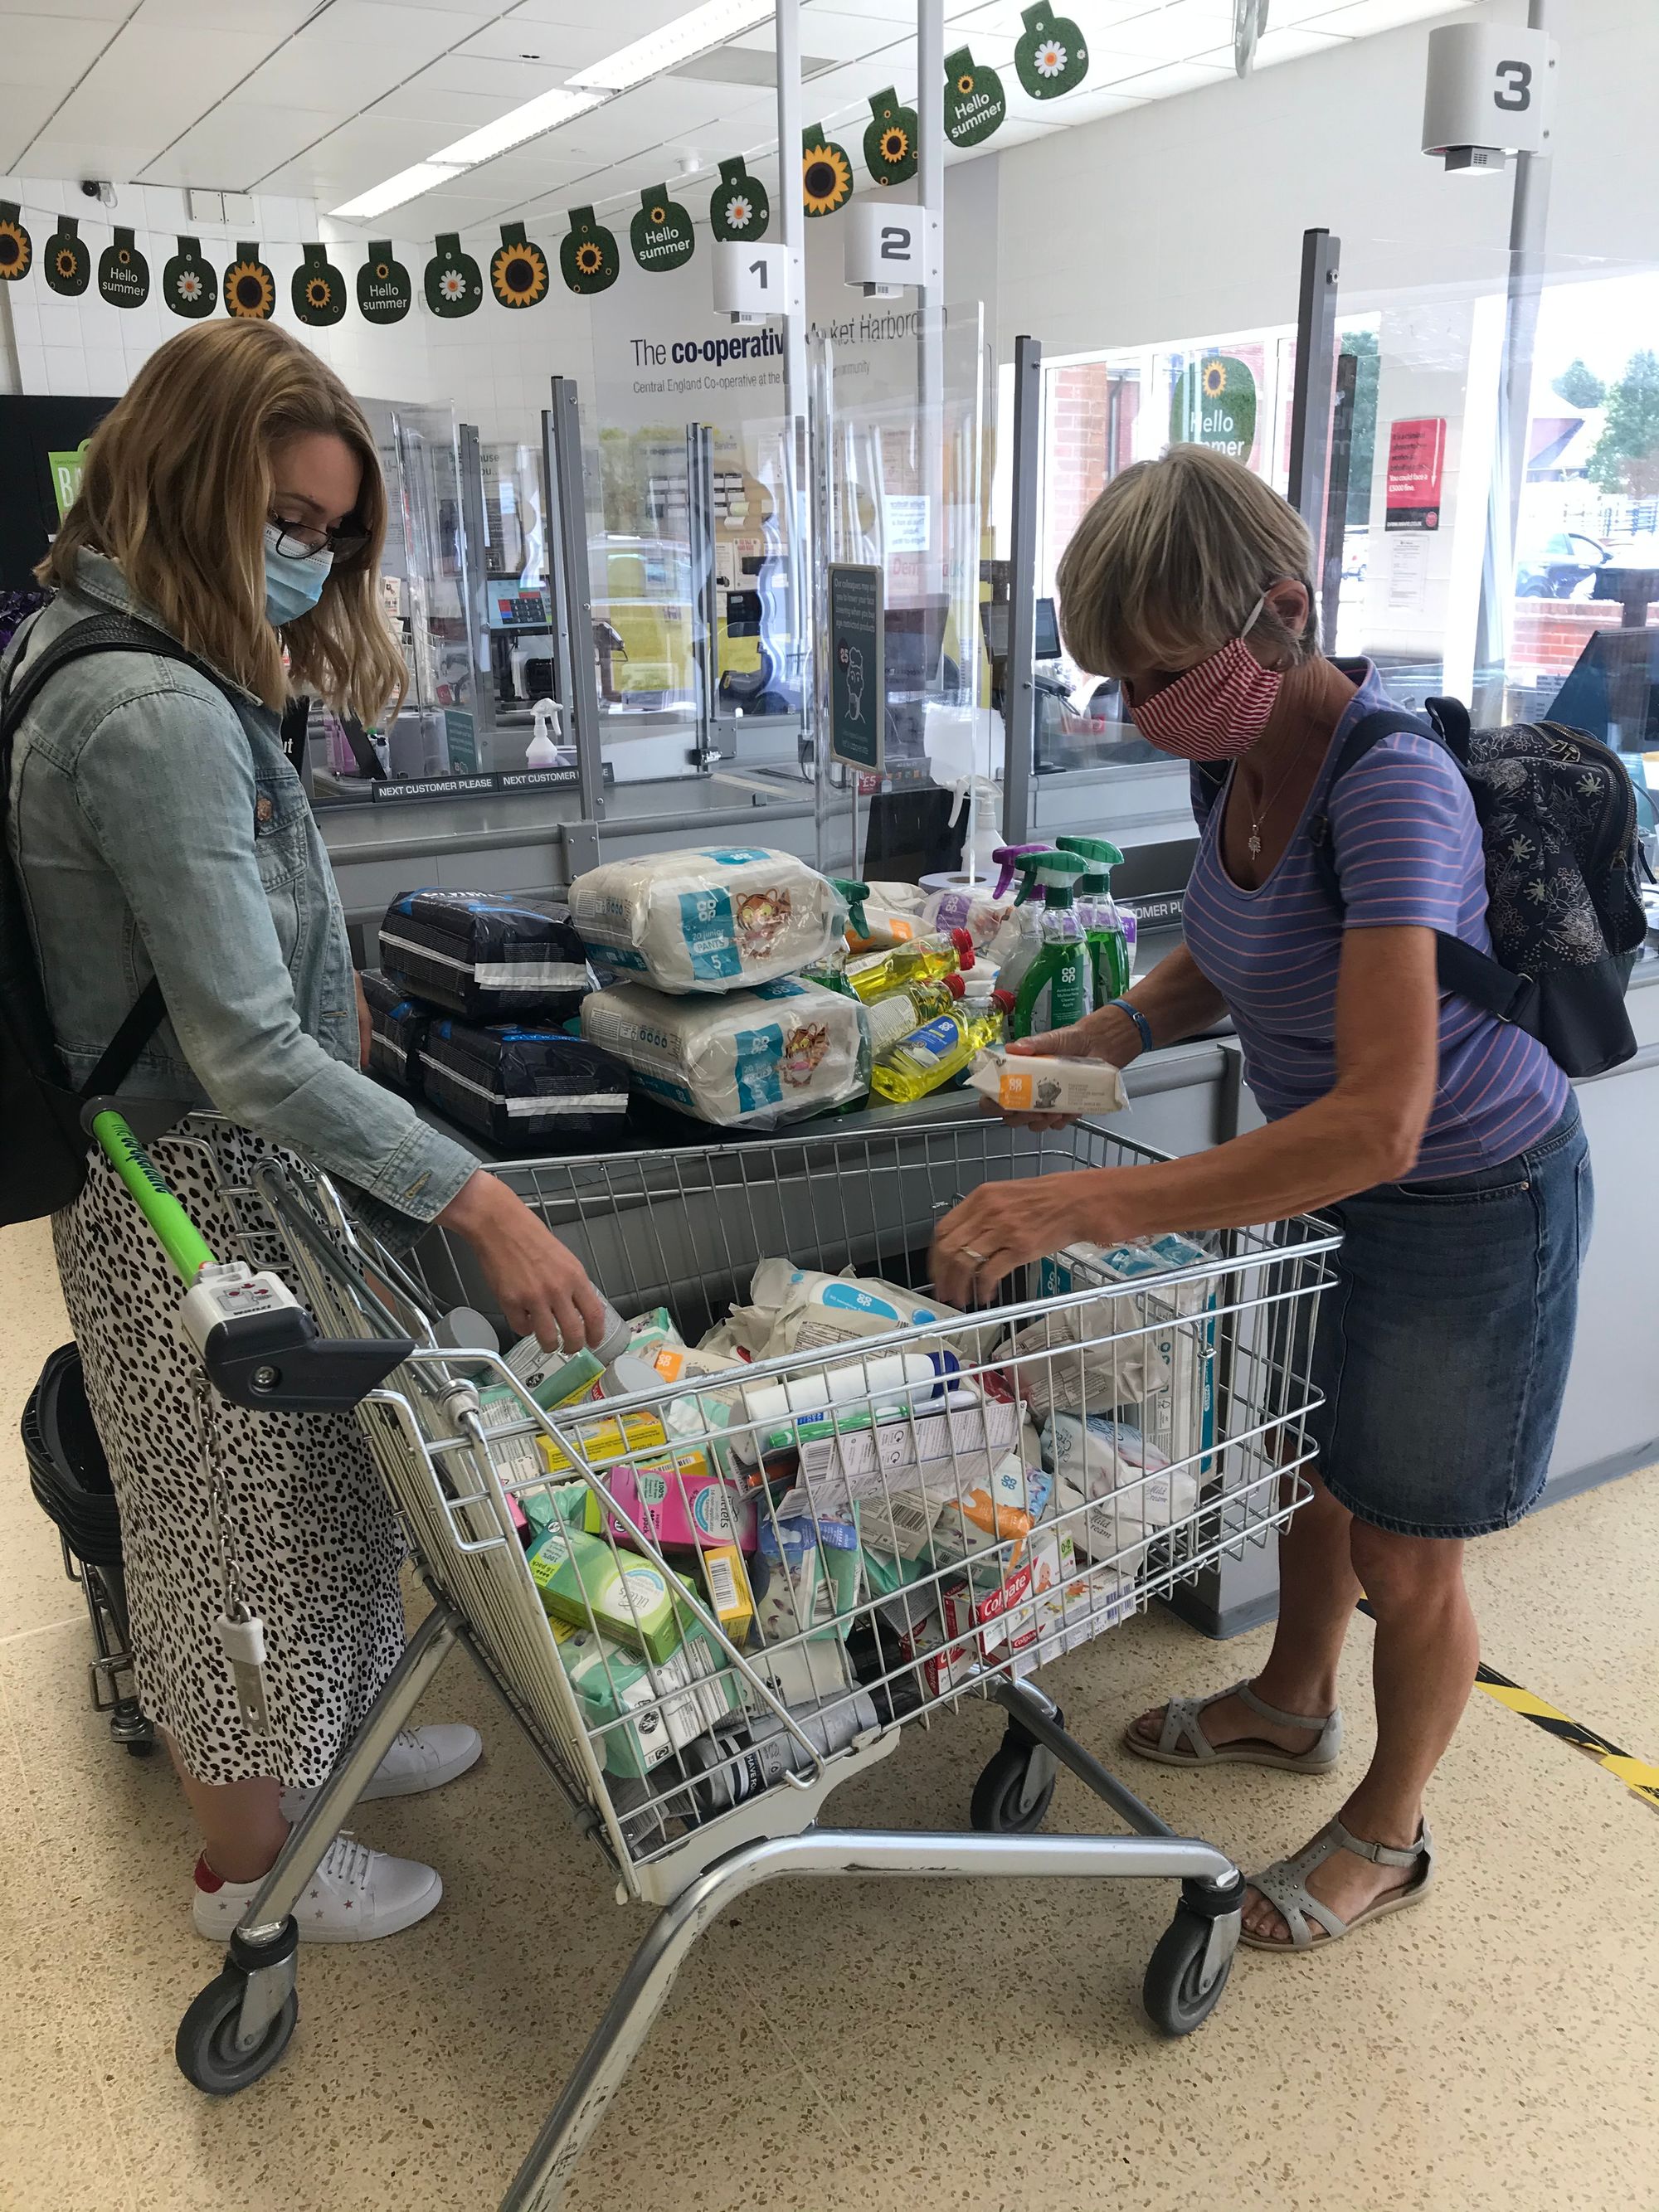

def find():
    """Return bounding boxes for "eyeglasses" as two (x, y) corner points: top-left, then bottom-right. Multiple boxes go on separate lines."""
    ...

(265, 515), (370, 564)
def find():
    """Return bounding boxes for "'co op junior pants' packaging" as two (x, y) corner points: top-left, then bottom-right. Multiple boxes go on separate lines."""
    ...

(580, 976), (864, 1127)
(567, 847), (844, 993)
(378, 887), (591, 1019)
(418, 1018), (631, 1148)
(359, 969), (430, 1093)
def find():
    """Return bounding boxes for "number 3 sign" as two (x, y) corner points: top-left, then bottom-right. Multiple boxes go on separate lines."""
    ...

(1422, 22), (1554, 163)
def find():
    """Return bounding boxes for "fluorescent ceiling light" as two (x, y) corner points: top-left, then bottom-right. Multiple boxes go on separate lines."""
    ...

(569, 0), (776, 95)
(431, 85), (609, 166)
(331, 160), (464, 220)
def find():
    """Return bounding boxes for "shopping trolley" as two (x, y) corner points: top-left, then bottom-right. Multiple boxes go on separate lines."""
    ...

(87, 1106), (1340, 2212)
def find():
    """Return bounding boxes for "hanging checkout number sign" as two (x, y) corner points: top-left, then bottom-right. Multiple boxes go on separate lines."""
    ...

(828, 563), (885, 775)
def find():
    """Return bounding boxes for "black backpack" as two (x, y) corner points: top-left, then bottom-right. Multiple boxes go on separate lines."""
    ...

(0, 611), (245, 1226)
(1201, 698), (1648, 1080)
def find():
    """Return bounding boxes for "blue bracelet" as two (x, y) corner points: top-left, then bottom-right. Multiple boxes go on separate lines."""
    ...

(1107, 998), (1155, 1054)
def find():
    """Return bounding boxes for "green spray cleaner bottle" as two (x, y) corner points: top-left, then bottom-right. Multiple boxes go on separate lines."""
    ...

(988, 849), (1054, 1013)
(1011, 852), (1094, 1039)
(1056, 836), (1131, 1004)
(804, 879), (871, 993)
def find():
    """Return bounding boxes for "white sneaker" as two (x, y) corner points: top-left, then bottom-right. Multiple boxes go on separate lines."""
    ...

(277, 1724), (482, 1823)
(192, 1833), (443, 1943)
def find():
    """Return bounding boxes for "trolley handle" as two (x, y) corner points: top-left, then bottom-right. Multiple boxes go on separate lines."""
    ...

(88, 1111), (415, 1412)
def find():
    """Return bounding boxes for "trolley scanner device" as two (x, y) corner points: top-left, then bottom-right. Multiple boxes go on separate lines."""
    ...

(84, 1108), (413, 1412)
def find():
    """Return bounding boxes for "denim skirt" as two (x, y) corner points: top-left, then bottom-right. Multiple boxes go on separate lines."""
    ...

(1306, 1106), (1593, 1538)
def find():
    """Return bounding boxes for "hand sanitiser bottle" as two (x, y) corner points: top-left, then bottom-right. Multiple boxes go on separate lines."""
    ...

(525, 697), (567, 770)
(1056, 835), (1131, 1004)
(1011, 853), (1094, 1039)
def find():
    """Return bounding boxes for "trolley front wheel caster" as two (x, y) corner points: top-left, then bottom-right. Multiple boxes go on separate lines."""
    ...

(1142, 1905), (1237, 2037)
(176, 1967), (298, 2095)
(970, 1738), (1058, 1835)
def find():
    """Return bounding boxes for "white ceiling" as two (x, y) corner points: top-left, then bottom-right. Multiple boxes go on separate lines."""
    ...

(5, 0), (1470, 236)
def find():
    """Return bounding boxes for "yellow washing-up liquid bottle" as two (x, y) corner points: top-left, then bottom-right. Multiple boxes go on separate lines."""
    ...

(844, 926), (975, 1005)
(860, 970), (969, 1060)
(868, 990), (1005, 1103)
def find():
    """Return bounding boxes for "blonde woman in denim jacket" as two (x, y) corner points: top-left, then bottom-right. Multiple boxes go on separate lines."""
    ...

(6, 322), (606, 1942)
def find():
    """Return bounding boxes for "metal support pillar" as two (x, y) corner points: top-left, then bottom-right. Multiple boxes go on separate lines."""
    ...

(1003, 333), (1042, 848)
(917, 0), (946, 599)
(686, 421), (718, 768)
(456, 421), (499, 754)
(775, 0), (816, 858)
(1285, 227), (1342, 566)
(546, 377), (604, 823)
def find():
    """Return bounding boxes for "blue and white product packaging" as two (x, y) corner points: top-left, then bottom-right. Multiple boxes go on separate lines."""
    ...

(359, 968), (430, 1093)
(735, 1258), (983, 1360)
(1035, 1234), (1217, 1475)
(418, 1019), (631, 1149)
(567, 847), (845, 993)
(1040, 1414), (1199, 1566)
(579, 977), (864, 1127)
(377, 887), (591, 1020)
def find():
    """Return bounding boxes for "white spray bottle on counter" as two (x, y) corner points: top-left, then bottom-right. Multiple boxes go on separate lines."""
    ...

(525, 697), (567, 771)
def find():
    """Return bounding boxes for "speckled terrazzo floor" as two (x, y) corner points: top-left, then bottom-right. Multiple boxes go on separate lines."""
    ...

(2, 1214), (1656, 2212)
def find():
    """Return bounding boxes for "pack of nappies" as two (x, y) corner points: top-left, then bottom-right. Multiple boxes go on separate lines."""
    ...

(567, 848), (844, 993)
(378, 888), (591, 1020)
(580, 976), (864, 1128)
(360, 969), (429, 1093)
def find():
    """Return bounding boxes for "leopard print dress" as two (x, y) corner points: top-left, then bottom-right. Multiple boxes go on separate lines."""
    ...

(51, 1119), (406, 1789)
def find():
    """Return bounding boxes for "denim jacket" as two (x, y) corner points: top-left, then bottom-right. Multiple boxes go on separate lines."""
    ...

(3, 552), (476, 1229)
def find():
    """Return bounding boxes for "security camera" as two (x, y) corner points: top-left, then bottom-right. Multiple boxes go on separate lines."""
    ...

(80, 179), (116, 206)
(1422, 23), (1554, 174)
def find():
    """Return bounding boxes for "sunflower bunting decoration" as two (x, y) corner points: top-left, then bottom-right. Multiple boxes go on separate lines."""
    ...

(356, 241), (411, 323)
(709, 157), (769, 245)
(291, 242), (346, 327)
(43, 216), (90, 299)
(161, 236), (216, 318)
(561, 207), (620, 295)
(802, 124), (854, 218)
(630, 187), (695, 273)
(1168, 353), (1258, 458)
(0, 202), (32, 283)
(864, 88), (919, 187)
(425, 233), (483, 318)
(490, 223), (550, 309)
(223, 242), (275, 319)
(1014, 3), (1089, 98)
(95, 226), (149, 309)
(943, 47), (1007, 147)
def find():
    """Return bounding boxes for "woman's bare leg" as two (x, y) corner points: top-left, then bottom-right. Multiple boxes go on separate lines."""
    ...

(167, 1734), (287, 1884)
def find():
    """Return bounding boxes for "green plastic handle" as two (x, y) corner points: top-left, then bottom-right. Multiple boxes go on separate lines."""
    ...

(90, 1111), (216, 1286)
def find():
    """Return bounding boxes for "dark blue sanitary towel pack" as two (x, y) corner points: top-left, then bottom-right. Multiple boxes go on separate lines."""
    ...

(377, 888), (591, 1020)
(418, 1020), (632, 1149)
(359, 969), (430, 1093)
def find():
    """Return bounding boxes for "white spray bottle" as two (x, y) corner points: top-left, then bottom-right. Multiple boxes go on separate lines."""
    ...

(525, 697), (566, 771)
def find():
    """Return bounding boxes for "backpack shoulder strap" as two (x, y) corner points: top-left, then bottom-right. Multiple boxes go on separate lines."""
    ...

(2, 610), (246, 1104)
(1306, 704), (1439, 908)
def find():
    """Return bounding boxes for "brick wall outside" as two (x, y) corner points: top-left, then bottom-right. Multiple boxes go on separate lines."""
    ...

(1042, 366), (1140, 599)
(1511, 596), (1659, 680)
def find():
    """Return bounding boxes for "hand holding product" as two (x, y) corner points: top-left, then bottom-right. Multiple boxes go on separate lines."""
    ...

(437, 1170), (609, 1352)
(967, 1045), (1127, 1120)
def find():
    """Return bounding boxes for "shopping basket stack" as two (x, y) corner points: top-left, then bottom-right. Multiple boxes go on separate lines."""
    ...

(21, 1341), (154, 1757)
(85, 1107), (1339, 2211)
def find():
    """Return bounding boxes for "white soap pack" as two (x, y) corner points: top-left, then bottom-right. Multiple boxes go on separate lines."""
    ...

(1041, 1414), (1199, 1566)
(968, 1047), (1128, 1119)
(568, 847), (844, 994)
(581, 977), (864, 1128)
(732, 1259), (994, 1364)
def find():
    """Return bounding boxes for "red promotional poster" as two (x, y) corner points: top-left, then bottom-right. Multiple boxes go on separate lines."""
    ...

(1384, 416), (1446, 532)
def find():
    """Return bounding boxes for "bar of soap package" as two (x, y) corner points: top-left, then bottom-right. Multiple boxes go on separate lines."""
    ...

(419, 1018), (631, 1148)
(567, 847), (844, 993)
(378, 887), (591, 1019)
(359, 968), (430, 1093)
(969, 1047), (1128, 1118)
(581, 976), (864, 1127)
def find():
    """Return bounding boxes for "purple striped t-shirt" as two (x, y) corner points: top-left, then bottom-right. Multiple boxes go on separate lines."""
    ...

(1183, 661), (1568, 1177)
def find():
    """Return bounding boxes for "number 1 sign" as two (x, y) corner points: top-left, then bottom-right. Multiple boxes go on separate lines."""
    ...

(712, 241), (794, 322)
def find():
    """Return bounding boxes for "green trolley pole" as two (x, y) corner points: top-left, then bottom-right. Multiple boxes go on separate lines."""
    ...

(89, 1111), (217, 1286)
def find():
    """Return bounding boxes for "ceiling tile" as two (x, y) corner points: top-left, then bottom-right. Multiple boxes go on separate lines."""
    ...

(7, 11), (119, 88)
(1092, 56), (1233, 95)
(143, 105), (356, 192)
(298, 2), (486, 59)
(1194, 26), (1349, 68)
(454, 18), (610, 66)
(133, 0), (322, 27)
(734, 12), (909, 65)
(1303, 0), (1469, 31)
(1073, 2), (1235, 61)
(507, 0), (692, 32)
(5, 0), (135, 19)
(0, 89), (61, 164)
(391, 51), (572, 103)
(370, 80), (528, 127)
(238, 44), (413, 110)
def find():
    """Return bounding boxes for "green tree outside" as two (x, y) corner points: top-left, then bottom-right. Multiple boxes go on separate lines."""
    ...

(1588, 350), (1659, 498)
(1340, 328), (1380, 528)
(1551, 357), (1606, 411)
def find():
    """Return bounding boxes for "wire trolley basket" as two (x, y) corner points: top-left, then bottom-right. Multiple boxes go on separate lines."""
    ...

(142, 1110), (1340, 2211)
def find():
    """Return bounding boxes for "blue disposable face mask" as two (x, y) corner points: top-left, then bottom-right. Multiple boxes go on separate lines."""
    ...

(262, 525), (333, 627)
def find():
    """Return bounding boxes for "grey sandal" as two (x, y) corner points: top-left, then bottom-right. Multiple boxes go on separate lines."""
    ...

(1123, 1679), (1342, 1774)
(1241, 1816), (1436, 1952)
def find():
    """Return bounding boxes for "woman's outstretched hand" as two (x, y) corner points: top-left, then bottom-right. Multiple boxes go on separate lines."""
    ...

(932, 1171), (1117, 1309)
(987, 1003), (1145, 1131)
(437, 1171), (608, 1353)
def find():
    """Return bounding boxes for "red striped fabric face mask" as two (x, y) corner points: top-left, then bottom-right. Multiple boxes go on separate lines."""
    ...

(1127, 596), (1282, 761)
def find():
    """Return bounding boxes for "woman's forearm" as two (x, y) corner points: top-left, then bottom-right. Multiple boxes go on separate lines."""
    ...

(1122, 943), (1227, 1051)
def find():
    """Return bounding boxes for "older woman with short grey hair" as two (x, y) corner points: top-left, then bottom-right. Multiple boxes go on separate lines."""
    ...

(933, 445), (1589, 1955)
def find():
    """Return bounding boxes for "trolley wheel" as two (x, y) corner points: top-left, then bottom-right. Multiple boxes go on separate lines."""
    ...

(1142, 1908), (1233, 2037)
(970, 1740), (1057, 1835)
(176, 1969), (298, 2096)
(124, 1734), (156, 1758)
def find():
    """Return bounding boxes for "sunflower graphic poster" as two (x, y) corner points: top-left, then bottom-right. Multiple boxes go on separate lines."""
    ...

(491, 223), (550, 309)
(43, 216), (90, 299)
(0, 202), (32, 284)
(864, 88), (919, 186)
(357, 241), (411, 324)
(223, 242), (275, 320)
(162, 236), (216, 318)
(802, 125), (854, 218)
(560, 207), (619, 296)
(1014, 4), (1089, 99)
(292, 242), (347, 327)
(95, 226), (149, 309)
(944, 48), (1007, 147)
(630, 187), (695, 275)
(1169, 353), (1258, 461)
(709, 158), (769, 246)
(425, 233), (483, 318)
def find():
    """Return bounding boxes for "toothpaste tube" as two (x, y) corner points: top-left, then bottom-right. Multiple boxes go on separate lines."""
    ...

(968, 1046), (1128, 1119)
